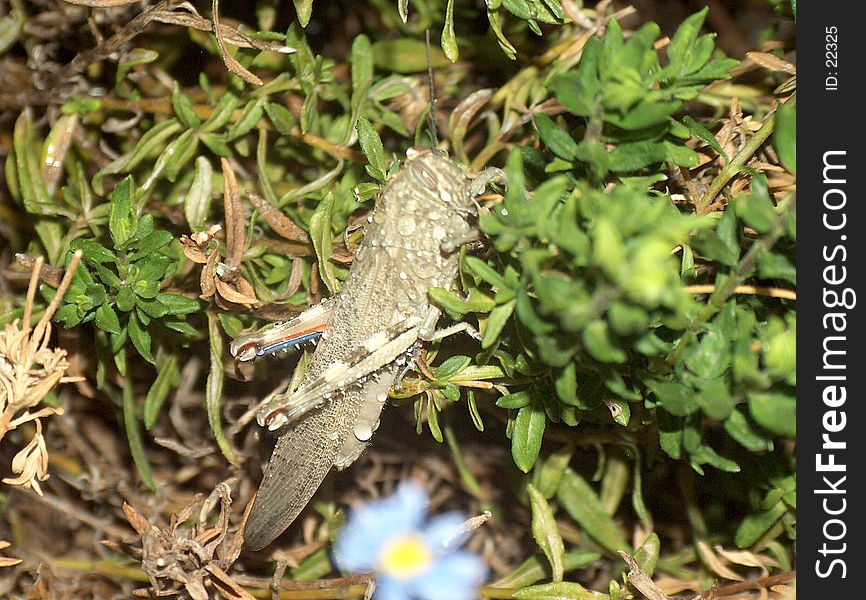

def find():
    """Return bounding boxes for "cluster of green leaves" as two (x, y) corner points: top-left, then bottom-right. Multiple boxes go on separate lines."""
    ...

(286, 0), (567, 62)
(51, 177), (201, 365)
(537, 9), (738, 184)
(40, 176), (202, 488)
(398, 10), (794, 569)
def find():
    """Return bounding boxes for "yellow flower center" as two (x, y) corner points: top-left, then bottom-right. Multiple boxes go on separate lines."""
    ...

(378, 534), (433, 580)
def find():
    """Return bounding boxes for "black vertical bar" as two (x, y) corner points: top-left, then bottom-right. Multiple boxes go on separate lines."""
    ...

(797, 2), (862, 595)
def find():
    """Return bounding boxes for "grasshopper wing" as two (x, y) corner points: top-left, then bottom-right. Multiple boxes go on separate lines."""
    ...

(243, 368), (397, 549)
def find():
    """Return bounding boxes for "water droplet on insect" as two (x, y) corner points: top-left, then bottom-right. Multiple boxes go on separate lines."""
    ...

(353, 422), (373, 442)
(501, 208), (509, 216)
(397, 215), (416, 236)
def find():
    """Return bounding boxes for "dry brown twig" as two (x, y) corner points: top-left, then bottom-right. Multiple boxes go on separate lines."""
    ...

(0, 251), (85, 495)
(180, 159), (261, 309)
(121, 480), (250, 599)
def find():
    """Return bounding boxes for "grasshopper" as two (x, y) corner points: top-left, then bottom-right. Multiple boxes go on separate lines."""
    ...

(232, 147), (504, 549)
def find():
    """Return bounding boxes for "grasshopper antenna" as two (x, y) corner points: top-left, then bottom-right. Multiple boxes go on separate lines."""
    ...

(425, 29), (439, 149)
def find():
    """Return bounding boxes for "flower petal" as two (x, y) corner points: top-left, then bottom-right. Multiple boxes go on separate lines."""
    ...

(374, 575), (411, 600)
(422, 512), (468, 552)
(410, 552), (487, 600)
(334, 483), (429, 573)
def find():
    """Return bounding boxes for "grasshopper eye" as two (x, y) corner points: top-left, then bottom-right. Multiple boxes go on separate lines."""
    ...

(408, 159), (439, 191)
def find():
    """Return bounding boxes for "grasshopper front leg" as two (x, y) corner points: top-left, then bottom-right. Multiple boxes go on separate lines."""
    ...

(229, 297), (335, 361)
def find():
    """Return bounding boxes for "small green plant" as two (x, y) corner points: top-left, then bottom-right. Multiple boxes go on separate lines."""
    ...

(54, 177), (201, 367)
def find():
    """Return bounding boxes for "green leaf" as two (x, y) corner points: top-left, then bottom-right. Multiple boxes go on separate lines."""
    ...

(497, 390), (532, 410)
(157, 293), (203, 316)
(135, 296), (169, 319)
(226, 99), (264, 140)
(116, 48), (159, 88)
(201, 92), (240, 133)
(348, 35), (374, 142)
(442, 0), (459, 62)
(127, 230), (173, 262)
(513, 581), (608, 600)
(666, 7), (709, 75)
(172, 82), (201, 129)
(647, 380), (697, 417)
(556, 469), (631, 554)
(774, 103), (795, 173)
(132, 278), (161, 300)
(93, 120), (183, 194)
(691, 444), (740, 473)
(748, 392), (796, 437)
(122, 373), (156, 490)
(724, 408), (773, 452)
(609, 100), (679, 131)
(634, 532), (661, 576)
(683, 115), (727, 161)
(734, 178), (777, 234)
(735, 501), (787, 548)
(756, 253), (796, 285)
(128, 312), (154, 364)
(434, 355), (472, 380)
(356, 117), (387, 182)
(662, 140), (700, 168)
(163, 320), (199, 337)
(116, 287), (135, 312)
(492, 552), (600, 589)
(185, 156), (214, 231)
(512, 398), (546, 472)
(465, 256), (509, 290)
(71, 238), (117, 265)
(144, 353), (179, 429)
(109, 176), (135, 249)
(691, 229), (739, 267)
(694, 377), (734, 420)
(371, 39), (450, 73)
(763, 326), (796, 379)
(94, 303), (122, 335)
(309, 191), (338, 294)
(582, 320), (626, 363)
(482, 299), (515, 349)
(206, 312), (238, 463)
(534, 113), (578, 161)
(548, 45), (600, 118)
(161, 129), (200, 183)
(528, 483), (565, 582)
(686, 329), (730, 379)
(12, 111), (58, 217)
(293, 0), (313, 27)
(264, 101), (295, 136)
(0, 4), (25, 55)
(199, 132), (232, 157)
(608, 141), (667, 172)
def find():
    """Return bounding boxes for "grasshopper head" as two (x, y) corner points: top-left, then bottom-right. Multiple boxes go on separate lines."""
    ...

(403, 148), (473, 210)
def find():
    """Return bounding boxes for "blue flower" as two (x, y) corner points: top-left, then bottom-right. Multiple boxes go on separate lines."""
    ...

(333, 482), (487, 600)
